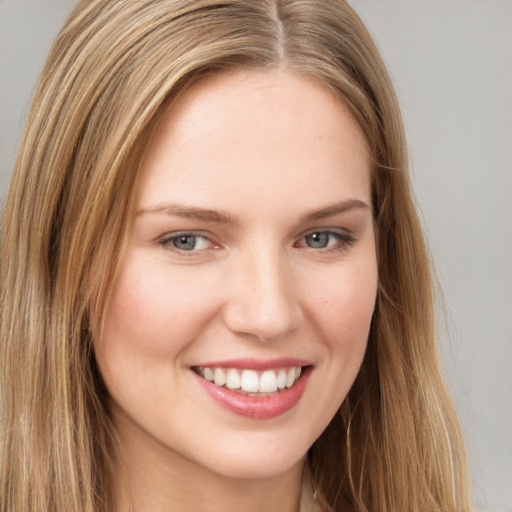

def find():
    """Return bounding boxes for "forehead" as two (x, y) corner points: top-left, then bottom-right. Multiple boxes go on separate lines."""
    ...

(137, 68), (371, 215)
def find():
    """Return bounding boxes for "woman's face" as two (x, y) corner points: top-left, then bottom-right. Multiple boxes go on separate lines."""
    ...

(95, 69), (377, 481)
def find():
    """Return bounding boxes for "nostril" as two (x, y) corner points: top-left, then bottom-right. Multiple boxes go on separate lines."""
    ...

(223, 302), (304, 342)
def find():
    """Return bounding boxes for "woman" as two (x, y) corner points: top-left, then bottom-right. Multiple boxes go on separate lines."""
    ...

(0, 1), (471, 511)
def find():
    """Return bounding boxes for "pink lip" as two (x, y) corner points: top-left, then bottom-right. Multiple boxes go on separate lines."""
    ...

(195, 357), (312, 371)
(194, 365), (312, 420)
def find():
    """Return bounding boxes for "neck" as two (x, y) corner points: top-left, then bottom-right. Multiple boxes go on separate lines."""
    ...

(115, 464), (305, 512)
(110, 418), (311, 512)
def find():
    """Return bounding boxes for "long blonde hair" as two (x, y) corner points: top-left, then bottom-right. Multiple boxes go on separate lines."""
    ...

(0, 1), (470, 511)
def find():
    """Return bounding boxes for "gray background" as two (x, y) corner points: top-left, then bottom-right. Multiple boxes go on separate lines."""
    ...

(1, 1), (511, 510)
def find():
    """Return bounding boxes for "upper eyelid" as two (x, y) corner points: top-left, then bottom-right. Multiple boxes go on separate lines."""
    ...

(158, 226), (350, 237)
(158, 231), (217, 250)
(158, 227), (353, 239)
(157, 227), (356, 249)
(298, 226), (353, 238)
(159, 230), (212, 242)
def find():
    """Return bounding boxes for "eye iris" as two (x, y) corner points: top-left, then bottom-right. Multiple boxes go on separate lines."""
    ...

(306, 232), (329, 248)
(173, 235), (197, 251)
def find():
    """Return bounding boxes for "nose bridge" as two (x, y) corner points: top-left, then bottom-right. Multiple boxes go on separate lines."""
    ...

(224, 242), (303, 341)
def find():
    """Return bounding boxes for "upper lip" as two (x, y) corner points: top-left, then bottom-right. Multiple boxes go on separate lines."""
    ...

(192, 357), (313, 371)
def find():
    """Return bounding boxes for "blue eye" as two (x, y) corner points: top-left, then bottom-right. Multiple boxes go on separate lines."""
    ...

(162, 233), (212, 252)
(304, 232), (331, 249)
(299, 230), (355, 251)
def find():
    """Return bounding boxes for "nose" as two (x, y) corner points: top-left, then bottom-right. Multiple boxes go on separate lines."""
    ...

(222, 247), (303, 342)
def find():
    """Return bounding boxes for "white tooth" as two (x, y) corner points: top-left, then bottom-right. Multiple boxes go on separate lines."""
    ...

(295, 366), (302, 379)
(259, 370), (278, 393)
(213, 368), (226, 387)
(240, 370), (259, 393)
(277, 369), (287, 389)
(226, 368), (241, 390)
(203, 367), (214, 382)
(286, 368), (296, 388)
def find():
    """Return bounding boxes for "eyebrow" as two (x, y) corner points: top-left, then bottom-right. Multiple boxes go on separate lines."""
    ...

(301, 199), (373, 222)
(136, 198), (372, 224)
(136, 204), (238, 225)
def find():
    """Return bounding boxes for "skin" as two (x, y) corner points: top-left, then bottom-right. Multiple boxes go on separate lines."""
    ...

(94, 68), (378, 512)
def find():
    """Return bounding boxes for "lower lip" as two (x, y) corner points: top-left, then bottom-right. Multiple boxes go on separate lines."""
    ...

(195, 367), (312, 420)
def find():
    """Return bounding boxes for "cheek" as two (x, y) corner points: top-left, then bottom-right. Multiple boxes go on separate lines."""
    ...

(297, 257), (377, 433)
(93, 253), (219, 388)
(308, 260), (377, 352)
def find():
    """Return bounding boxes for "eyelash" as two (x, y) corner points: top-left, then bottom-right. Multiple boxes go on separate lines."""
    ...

(295, 229), (356, 254)
(158, 232), (216, 254)
(158, 229), (356, 255)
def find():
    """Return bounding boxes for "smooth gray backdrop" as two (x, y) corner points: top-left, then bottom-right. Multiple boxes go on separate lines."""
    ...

(1, 1), (511, 511)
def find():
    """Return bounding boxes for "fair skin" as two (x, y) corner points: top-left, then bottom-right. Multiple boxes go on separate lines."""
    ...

(94, 69), (378, 512)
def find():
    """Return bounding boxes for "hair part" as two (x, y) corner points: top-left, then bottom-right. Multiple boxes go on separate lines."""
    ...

(1, 1), (470, 511)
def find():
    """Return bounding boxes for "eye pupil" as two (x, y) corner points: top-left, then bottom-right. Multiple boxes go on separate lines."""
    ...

(173, 235), (197, 251)
(306, 232), (329, 248)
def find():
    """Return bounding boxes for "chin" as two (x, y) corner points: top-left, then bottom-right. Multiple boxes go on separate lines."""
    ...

(207, 452), (306, 481)
(190, 431), (311, 481)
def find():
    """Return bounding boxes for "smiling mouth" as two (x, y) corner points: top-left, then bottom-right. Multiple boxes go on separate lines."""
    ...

(193, 366), (305, 396)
